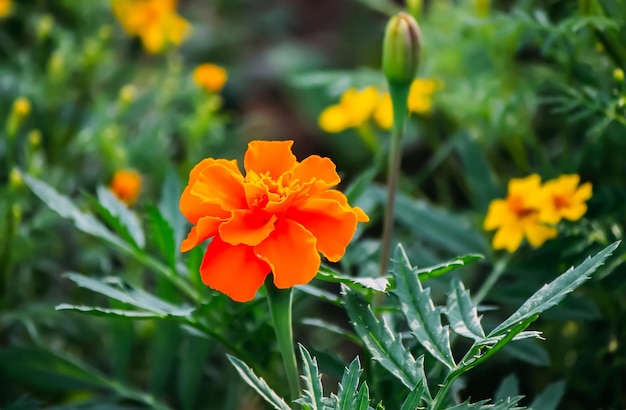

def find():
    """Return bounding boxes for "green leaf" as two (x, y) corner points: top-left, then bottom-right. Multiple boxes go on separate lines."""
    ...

(390, 245), (456, 370)
(335, 357), (363, 410)
(300, 318), (361, 344)
(55, 304), (158, 318)
(447, 396), (524, 409)
(416, 254), (484, 281)
(227, 355), (291, 410)
(446, 277), (485, 341)
(159, 169), (186, 248)
(457, 131), (500, 211)
(23, 174), (128, 251)
(61, 273), (194, 317)
(146, 204), (177, 270)
(354, 382), (371, 410)
(494, 374), (519, 402)
(297, 344), (325, 410)
(502, 338), (550, 367)
(318, 265), (389, 292)
(400, 380), (424, 410)
(489, 242), (620, 337)
(342, 286), (429, 396)
(96, 186), (145, 249)
(529, 380), (565, 410)
(149, 320), (181, 394)
(177, 335), (212, 410)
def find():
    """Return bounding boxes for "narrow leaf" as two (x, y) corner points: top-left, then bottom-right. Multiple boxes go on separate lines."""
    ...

(416, 254), (484, 281)
(400, 380), (424, 410)
(55, 304), (158, 318)
(297, 344), (325, 410)
(336, 357), (363, 410)
(227, 355), (291, 410)
(146, 204), (177, 270)
(494, 374), (519, 402)
(391, 245), (456, 369)
(490, 242), (620, 337)
(342, 286), (429, 396)
(354, 382), (371, 410)
(446, 277), (485, 340)
(96, 186), (145, 249)
(529, 380), (565, 410)
(318, 266), (389, 292)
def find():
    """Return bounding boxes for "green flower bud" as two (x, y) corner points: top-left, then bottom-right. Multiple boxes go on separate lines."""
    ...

(382, 12), (421, 86)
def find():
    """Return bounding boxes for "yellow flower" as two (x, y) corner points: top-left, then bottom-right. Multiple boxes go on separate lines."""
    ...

(373, 93), (393, 130)
(483, 174), (557, 252)
(193, 63), (228, 93)
(318, 87), (380, 133)
(0, 0), (11, 18)
(12, 97), (31, 119)
(112, 0), (190, 54)
(539, 174), (592, 224)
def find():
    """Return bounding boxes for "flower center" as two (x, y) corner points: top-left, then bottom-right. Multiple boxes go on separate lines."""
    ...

(507, 195), (536, 218)
(553, 195), (569, 210)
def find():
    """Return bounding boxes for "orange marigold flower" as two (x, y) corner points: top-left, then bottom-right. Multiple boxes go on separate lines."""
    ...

(193, 63), (227, 93)
(539, 174), (592, 224)
(110, 169), (142, 206)
(483, 174), (557, 252)
(112, 0), (190, 54)
(179, 140), (369, 302)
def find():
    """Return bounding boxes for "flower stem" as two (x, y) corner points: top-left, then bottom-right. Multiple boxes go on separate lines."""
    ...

(265, 276), (300, 407)
(379, 81), (410, 279)
(472, 252), (512, 306)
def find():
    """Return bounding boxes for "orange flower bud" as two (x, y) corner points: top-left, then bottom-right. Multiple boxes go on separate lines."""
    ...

(192, 63), (228, 93)
(110, 169), (141, 206)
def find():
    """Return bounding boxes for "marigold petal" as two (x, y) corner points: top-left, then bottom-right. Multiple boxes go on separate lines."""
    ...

(373, 93), (393, 130)
(492, 223), (524, 252)
(319, 105), (349, 133)
(200, 237), (270, 302)
(244, 140), (298, 180)
(561, 204), (587, 221)
(167, 14), (190, 46)
(483, 200), (510, 230)
(292, 155), (340, 187)
(524, 221), (557, 248)
(314, 190), (369, 222)
(190, 162), (247, 211)
(573, 182), (592, 202)
(255, 219), (320, 289)
(219, 210), (277, 246)
(539, 207), (562, 225)
(180, 216), (222, 252)
(508, 174), (541, 197)
(289, 198), (358, 261)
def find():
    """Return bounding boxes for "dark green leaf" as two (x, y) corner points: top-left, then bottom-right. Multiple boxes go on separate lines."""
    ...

(335, 356), (363, 410)
(227, 355), (291, 410)
(177, 335), (211, 410)
(55, 304), (157, 318)
(502, 338), (550, 367)
(297, 344), (325, 410)
(529, 380), (565, 410)
(446, 277), (485, 341)
(159, 169), (186, 248)
(146, 204), (177, 270)
(400, 380), (424, 410)
(494, 374), (519, 402)
(390, 245), (456, 370)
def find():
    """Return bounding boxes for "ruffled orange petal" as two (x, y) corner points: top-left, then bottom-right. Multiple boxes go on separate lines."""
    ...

(219, 210), (277, 246)
(255, 219), (320, 289)
(292, 155), (340, 188)
(315, 189), (370, 222)
(191, 162), (247, 211)
(180, 216), (223, 252)
(200, 236), (270, 302)
(243, 140), (298, 180)
(289, 198), (358, 262)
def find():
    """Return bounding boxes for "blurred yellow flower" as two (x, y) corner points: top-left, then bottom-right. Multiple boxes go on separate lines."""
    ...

(373, 93), (393, 130)
(12, 97), (31, 119)
(0, 0), (11, 18)
(193, 63), (228, 93)
(110, 169), (142, 206)
(372, 78), (441, 130)
(483, 174), (557, 252)
(318, 87), (380, 133)
(539, 174), (592, 224)
(112, 0), (190, 54)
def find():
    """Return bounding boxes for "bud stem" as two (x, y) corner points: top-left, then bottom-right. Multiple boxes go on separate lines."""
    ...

(379, 81), (410, 279)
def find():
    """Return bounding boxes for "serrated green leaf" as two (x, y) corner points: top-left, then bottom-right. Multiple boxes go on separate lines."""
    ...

(391, 245), (456, 370)
(318, 266), (389, 292)
(96, 186), (145, 249)
(447, 396), (524, 409)
(297, 344), (325, 410)
(342, 286), (429, 397)
(416, 254), (484, 281)
(23, 175), (128, 251)
(354, 382), (371, 410)
(227, 355), (291, 410)
(335, 356), (363, 410)
(494, 374), (519, 402)
(529, 380), (565, 410)
(55, 304), (158, 318)
(446, 277), (485, 341)
(489, 242), (620, 337)
(400, 380), (424, 410)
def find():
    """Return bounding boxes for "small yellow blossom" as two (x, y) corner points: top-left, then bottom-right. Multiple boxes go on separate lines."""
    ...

(483, 174), (558, 252)
(373, 93), (393, 130)
(318, 87), (380, 133)
(192, 63), (228, 93)
(110, 169), (142, 206)
(0, 0), (11, 18)
(539, 174), (592, 224)
(12, 97), (31, 119)
(112, 0), (190, 54)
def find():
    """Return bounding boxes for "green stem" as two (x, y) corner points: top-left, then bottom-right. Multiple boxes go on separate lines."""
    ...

(265, 276), (300, 407)
(472, 252), (512, 306)
(356, 122), (380, 153)
(379, 81), (410, 279)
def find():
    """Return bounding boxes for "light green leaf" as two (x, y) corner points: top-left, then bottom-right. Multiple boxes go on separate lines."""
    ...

(96, 186), (145, 249)
(23, 174), (128, 251)
(55, 304), (157, 318)
(318, 266), (389, 292)
(489, 242), (620, 337)
(416, 254), (484, 281)
(227, 355), (291, 410)
(390, 245), (456, 370)
(400, 380), (424, 410)
(529, 380), (565, 410)
(446, 277), (485, 341)
(297, 344), (325, 410)
(335, 357), (363, 410)
(342, 286), (429, 396)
